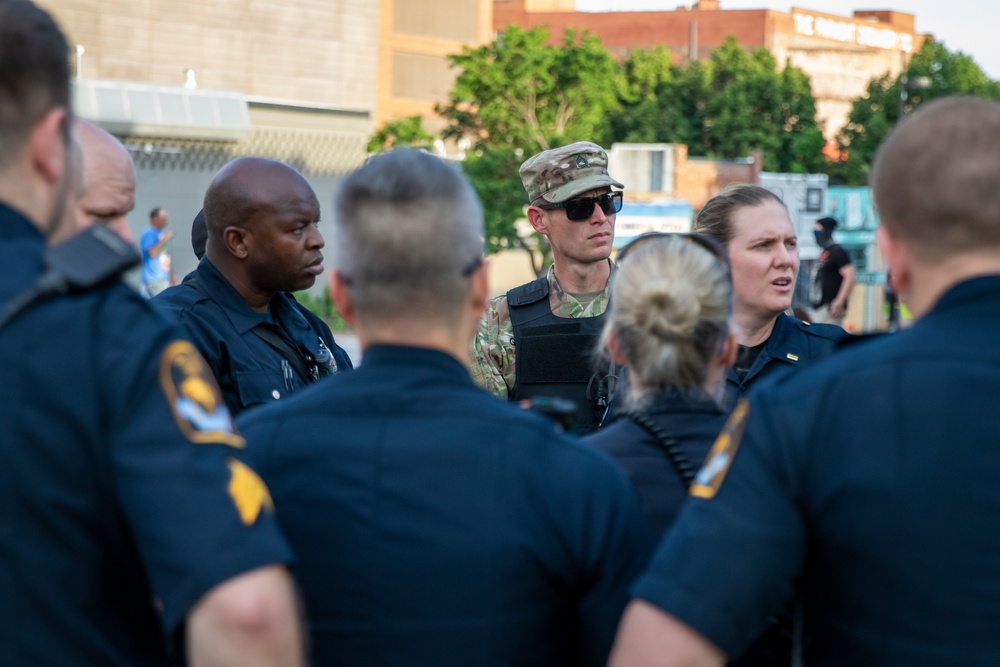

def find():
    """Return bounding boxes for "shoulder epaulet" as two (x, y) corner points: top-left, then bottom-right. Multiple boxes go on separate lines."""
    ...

(834, 331), (886, 350)
(507, 275), (549, 307)
(793, 318), (853, 342)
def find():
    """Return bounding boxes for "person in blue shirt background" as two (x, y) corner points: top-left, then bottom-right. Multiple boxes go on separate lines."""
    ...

(611, 96), (1000, 667)
(140, 205), (174, 296)
(237, 148), (654, 666)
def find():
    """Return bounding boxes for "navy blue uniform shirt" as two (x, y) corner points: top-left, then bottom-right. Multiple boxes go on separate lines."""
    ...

(724, 311), (850, 409)
(238, 345), (656, 667)
(0, 204), (291, 666)
(154, 257), (352, 415)
(585, 389), (728, 535)
(633, 275), (1000, 665)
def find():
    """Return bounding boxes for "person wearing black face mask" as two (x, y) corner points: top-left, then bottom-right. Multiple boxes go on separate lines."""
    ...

(809, 216), (856, 326)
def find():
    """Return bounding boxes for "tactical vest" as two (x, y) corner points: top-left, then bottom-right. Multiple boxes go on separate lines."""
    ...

(508, 275), (611, 434)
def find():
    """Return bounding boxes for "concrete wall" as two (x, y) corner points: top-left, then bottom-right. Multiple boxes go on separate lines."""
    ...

(42, 0), (380, 113)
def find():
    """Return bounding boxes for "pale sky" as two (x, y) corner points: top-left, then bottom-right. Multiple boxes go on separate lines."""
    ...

(575, 0), (1000, 80)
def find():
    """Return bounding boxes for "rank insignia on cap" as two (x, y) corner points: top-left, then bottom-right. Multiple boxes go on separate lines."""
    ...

(159, 340), (245, 448)
(227, 458), (274, 525)
(574, 154), (590, 168)
(690, 398), (750, 499)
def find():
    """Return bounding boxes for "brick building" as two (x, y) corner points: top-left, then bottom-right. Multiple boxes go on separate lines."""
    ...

(495, 0), (929, 139)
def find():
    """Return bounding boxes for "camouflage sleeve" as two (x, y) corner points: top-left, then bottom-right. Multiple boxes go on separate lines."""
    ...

(469, 294), (515, 399)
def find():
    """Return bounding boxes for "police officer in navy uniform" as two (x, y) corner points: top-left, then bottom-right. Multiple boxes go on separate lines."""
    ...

(236, 148), (655, 666)
(0, 3), (302, 664)
(693, 184), (851, 409)
(585, 234), (736, 536)
(154, 156), (352, 415)
(610, 97), (1000, 666)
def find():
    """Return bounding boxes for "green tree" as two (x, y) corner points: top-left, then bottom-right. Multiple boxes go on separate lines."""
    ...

(832, 40), (1000, 185)
(438, 25), (622, 154)
(609, 39), (823, 172)
(438, 26), (621, 273)
(366, 115), (434, 153)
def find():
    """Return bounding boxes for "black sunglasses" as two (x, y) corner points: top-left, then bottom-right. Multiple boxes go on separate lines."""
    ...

(616, 232), (732, 280)
(537, 191), (623, 221)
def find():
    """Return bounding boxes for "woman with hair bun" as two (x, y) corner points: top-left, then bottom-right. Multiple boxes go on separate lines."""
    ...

(586, 234), (736, 536)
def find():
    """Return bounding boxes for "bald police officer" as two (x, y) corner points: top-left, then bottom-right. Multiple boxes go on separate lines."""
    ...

(154, 157), (352, 415)
(611, 97), (1000, 667)
(471, 141), (623, 432)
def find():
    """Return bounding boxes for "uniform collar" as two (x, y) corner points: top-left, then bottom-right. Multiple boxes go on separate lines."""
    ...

(726, 312), (803, 388)
(924, 274), (1000, 320)
(361, 344), (472, 383)
(640, 387), (725, 416)
(0, 202), (47, 299)
(188, 258), (306, 335)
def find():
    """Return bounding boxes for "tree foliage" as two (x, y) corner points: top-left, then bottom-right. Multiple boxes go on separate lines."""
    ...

(438, 25), (622, 155)
(609, 38), (824, 173)
(832, 40), (1000, 185)
(366, 115), (434, 153)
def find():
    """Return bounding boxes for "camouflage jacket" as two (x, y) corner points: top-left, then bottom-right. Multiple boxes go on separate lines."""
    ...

(470, 264), (614, 399)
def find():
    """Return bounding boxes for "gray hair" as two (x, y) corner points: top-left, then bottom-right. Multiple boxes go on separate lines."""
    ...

(605, 236), (731, 407)
(330, 149), (484, 322)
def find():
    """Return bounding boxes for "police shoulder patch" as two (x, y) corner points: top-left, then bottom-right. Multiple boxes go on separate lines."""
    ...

(227, 458), (274, 525)
(159, 340), (245, 448)
(690, 398), (750, 499)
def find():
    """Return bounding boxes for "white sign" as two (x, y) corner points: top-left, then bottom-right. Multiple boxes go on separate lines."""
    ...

(793, 12), (913, 53)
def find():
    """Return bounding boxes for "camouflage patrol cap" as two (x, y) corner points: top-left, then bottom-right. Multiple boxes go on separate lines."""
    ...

(519, 142), (623, 204)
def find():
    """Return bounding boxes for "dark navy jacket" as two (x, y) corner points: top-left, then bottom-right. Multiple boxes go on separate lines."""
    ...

(634, 275), (1000, 665)
(724, 312), (850, 409)
(237, 345), (655, 667)
(154, 257), (352, 415)
(0, 204), (290, 665)
(585, 390), (728, 535)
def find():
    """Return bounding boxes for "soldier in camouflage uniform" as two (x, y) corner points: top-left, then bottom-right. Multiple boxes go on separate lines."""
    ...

(470, 142), (624, 433)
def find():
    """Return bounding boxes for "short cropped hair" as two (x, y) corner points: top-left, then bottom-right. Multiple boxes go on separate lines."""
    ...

(694, 184), (785, 248)
(871, 96), (1000, 261)
(605, 236), (731, 405)
(330, 149), (484, 323)
(0, 0), (71, 167)
(149, 206), (166, 220)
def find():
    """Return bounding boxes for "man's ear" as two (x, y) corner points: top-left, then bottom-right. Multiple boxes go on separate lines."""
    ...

(224, 226), (249, 259)
(876, 226), (910, 296)
(330, 271), (357, 328)
(29, 107), (70, 185)
(470, 257), (489, 318)
(526, 205), (549, 236)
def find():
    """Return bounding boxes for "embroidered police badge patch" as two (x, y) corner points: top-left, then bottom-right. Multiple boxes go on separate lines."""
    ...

(690, 398), (749, 499)
(159, 340), (245, 447)
(227, 458), (274, 525)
